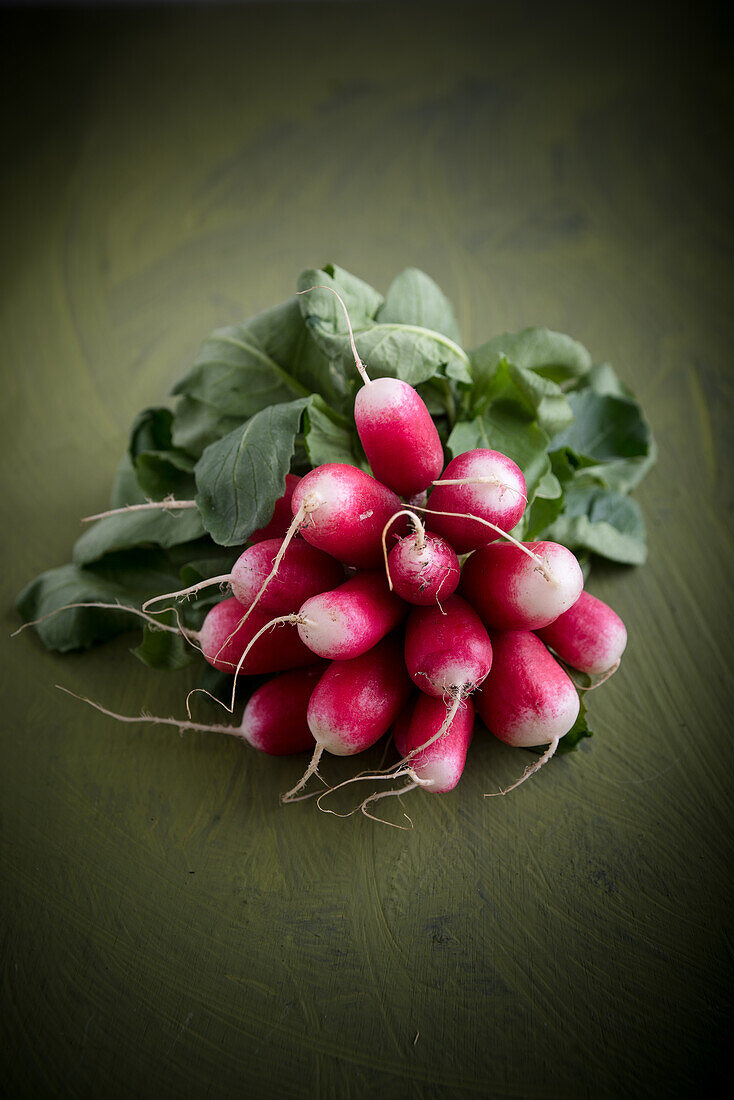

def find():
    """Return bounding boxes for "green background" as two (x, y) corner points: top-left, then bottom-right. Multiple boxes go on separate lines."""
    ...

(2, 3), (732, 1097)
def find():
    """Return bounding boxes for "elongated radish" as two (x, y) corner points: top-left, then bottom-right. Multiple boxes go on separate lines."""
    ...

(291, 463), (404, 568)
(198, 597), (317, 674)
(425, 449), (527, 553)
(57, 664), (324, 755)
(400, 595), (492, 763)
(536, 591), (627, 677)
(249, 473), (301, 542)
(477, 630), (579, 794)
(300, 285), (444, 496)
(393, 694), (475, 792)
(461, 540), (584, 630)
(384, 511), (460, 606)
(144, 538), (343, 615)
(297, 570), (406, 660)
(282, 634), (411, 801)
(405, 595), (493, 698)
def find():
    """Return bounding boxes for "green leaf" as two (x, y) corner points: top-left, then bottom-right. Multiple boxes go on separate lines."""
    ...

(556, 697), (594, 754)
(172, 319), (308, 418)
(171, 396), (243, 458)
(133, 609), (199, 671)
(574, 362), (635, 399)
(470, 326), (592, 391)
(471, 357), (573, 437)
(448, 407), (551, 503)
(543, 484), (647, 564)
(299, 268), (471, 388)
(376, 267), (461, 344)
(551, 389), (656, 493)
(129, 407), (196, 498)
(304, 395), (368, 470)
(15, 552), (182, 652)
(72, 506), (205, 566)
(109, 452), (147, 508)
(195, 397), (312, 546)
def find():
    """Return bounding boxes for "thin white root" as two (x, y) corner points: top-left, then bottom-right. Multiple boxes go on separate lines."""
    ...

(397, 691), (464, 768)
(410, 503), (557, 585)
(485, 736), (560, 797)
(297, 285), (370, 384)
(82, 497), (198, 522)
(315, 766), (429, 817)
(282, 744), (325, 803)
(142, 574), (232, 612)
(56, 685), (239, 737)
(381, 509), (427, 591)
(12, 602), (201, 649)
(211, 491), (321, 668)
(432, 476), (528, 503)
(361, 781), (419, 829)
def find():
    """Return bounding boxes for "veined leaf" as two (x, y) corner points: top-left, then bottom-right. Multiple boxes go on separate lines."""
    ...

(73, 506), (205, 566)
(377, 267), (461, 344)
(304, 395), (368, 470)
(171, 395), (243, 458)
(551, 389), (656, 493)
(15, 552), (183, 652)
(471, 326), (592, 390)
(543, 484), (647, 564)
(195, 397), (312, 546)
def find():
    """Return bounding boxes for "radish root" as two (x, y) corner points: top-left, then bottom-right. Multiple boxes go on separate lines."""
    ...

(410, 503), (558, 585)
(381, 509), (427, 592)
(298, 285), (370, 385)
(82, 497), (197, 523)
(282, 743), (325, 803)
(485, 736), (560, 797)
(432, 476), (528, 504)
(56, 685), (239, 737)
(12, 602), (201, 652)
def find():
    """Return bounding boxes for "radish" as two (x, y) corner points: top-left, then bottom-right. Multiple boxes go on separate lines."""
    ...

(383, 510), (460, 606)
(460, 540), (584, 630)
(477, 630), (580, 794)
(536, 591), (627, 679)
(320, 694), (475, 826)
(57, 664), (324, 755)
(143, 537), (343, 616)
(297, 570), (406, 660)
(197, 597), (316, 675)
(282, 633), (411, 801)
(392, 693), (475, 793)
(402, 595), (492, 757)
(425, 449), (527, 553)
(299, 286), (444, 496)
(249, 473), (301, 542)
(291, 462), (404, 568)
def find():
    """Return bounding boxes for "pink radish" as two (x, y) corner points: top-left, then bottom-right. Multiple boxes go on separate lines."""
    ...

(425, 449), (527, 553)
(477, 630), (580, 794)
(405, 595), (493, 699)
(299, 286), (444, 496)
(291, 462), (405, 568)
(249, 473), (301, 542)
(282, 634), (411, 801)
(198, 597), (316, 674)
(57, 664), (324, 756)
(402, 595), (492, 758)
(297, 570), (406, 660)
(536, 591), (627, 678)
(393, 694), (475, 793)
(144, 537), (343, 615)
(384, 510), (460, 606)
(461, 540), (584, 630)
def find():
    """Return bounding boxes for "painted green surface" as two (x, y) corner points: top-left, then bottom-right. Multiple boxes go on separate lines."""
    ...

(2, 5), (732, 1097)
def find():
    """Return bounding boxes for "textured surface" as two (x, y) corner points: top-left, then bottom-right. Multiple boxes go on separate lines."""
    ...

(2, 4), (732, 1097)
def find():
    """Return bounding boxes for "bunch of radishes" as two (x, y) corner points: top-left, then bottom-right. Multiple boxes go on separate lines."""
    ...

(54, 289), (627, 822)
